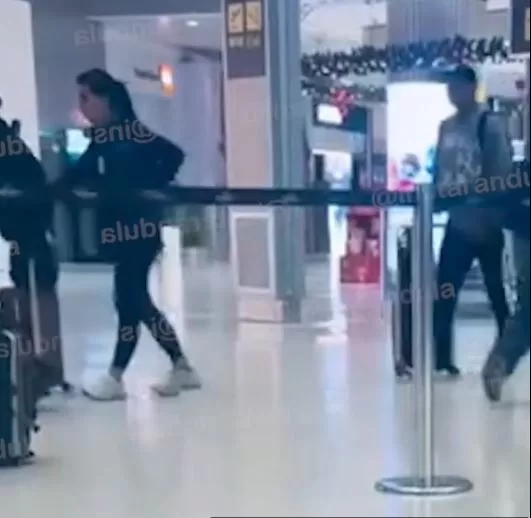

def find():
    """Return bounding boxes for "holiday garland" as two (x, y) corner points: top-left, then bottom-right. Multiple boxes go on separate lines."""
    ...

(301, 35), (510, 80)
(301, 34), (523, 105)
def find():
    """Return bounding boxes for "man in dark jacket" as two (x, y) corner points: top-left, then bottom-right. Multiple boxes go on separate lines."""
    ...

(482, 197), (530, 402)
(433, 65), (512, 376)
(0, 115), (57, 289)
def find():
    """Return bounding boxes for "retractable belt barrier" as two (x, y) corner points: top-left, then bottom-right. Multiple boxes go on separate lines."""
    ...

(0, 181), (528, 211)
(0, 176), (528, 497)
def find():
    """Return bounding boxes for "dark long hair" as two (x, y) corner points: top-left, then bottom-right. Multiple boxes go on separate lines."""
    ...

(76, 68), (137, 122)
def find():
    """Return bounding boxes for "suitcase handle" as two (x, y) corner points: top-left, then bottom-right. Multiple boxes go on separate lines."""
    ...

(27, 259), (42, 357)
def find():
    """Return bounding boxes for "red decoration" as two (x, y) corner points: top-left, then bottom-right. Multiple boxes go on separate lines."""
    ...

(330, 89), (356, 118)
(340, 208), (381, 284)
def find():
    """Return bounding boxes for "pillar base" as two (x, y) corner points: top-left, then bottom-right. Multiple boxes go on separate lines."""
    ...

(375, 476), (473, 497)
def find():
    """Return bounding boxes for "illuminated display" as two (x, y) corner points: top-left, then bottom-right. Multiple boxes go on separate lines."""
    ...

(316, 104), (342, 126)
(387, 82), (454, 191)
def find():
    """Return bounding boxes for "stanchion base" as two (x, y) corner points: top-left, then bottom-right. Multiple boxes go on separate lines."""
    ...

(375, 476), (473, 497)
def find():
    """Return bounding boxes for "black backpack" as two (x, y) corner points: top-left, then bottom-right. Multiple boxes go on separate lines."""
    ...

(477, 111), (530, 239)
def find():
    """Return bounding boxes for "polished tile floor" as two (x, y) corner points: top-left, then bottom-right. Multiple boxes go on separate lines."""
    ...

(1, 261), (529, 518)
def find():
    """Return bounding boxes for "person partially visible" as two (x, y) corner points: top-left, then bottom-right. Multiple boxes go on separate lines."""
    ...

(60, 68), (200, 401)
(0, 113), (57, 289)
(433, 65), (512, 377)
(482, 200), (530, 401)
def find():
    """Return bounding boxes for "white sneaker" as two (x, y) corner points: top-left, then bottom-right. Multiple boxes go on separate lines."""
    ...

(83, 373), (126, 401)
(152, 359), (201, 397)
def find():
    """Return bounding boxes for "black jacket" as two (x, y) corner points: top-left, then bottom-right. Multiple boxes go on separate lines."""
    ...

(61, 120), (185, 261)
(0, 121), (57, 288)
(0, 124), (50, 240)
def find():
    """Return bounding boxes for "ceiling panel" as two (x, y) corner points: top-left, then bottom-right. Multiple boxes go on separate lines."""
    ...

(86, 0), (220, 17)
(94, 14), (222, 51)
(302, 0), (387, 51)
(91, 0), (387, 53)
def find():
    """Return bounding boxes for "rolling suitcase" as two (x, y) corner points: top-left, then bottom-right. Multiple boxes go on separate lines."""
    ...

(23, 258), (71, 395)
(391, 227), (413, 379)
(0, 288), (38, 467)
(7, 250), (70, 397)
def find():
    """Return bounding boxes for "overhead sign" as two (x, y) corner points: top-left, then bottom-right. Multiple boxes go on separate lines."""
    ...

(224, 0), (266, 79)
(510, 0), (530, 55)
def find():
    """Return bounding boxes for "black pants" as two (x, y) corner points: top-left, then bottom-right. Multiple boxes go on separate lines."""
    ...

(111, 245), (184, 371)
(485, 237), (530, 377)
(434, 222), (509, 368)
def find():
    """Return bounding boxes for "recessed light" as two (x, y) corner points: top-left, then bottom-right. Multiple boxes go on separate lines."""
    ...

(186, 20), (199, 27)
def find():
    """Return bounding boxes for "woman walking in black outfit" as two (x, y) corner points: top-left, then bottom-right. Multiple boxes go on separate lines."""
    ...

(64, 69), (199, 400)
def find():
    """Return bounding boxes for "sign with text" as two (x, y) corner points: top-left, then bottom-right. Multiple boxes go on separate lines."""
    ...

(224, 0), (266, 79)
(510, 0), (530, 55)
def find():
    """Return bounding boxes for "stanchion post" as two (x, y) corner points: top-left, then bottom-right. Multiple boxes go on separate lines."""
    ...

(413, 182), (434, 485)
(375, 183), (474, 496)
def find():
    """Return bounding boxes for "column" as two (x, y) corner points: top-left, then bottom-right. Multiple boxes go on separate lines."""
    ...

(222, 0), (305, 322)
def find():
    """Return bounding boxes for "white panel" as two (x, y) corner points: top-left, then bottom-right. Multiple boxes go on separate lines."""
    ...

(0, 0), (40, 157)
(225, 78), (271, 187)
(486, 0), (509, 11)
(230, 211), (275, 293)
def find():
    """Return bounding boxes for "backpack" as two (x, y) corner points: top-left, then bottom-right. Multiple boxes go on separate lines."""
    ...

(476, 108), (513, 173)
(477, 111), (530, 238)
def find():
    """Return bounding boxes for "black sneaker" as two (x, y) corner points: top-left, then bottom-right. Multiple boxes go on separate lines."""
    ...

(395, 363), (413, 381)
(481, 355), (506, 403)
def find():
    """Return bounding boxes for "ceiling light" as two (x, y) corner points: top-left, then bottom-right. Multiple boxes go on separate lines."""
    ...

(186, 20), (199, 27)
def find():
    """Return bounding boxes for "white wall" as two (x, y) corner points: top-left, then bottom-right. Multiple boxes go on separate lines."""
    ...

(103, 22), (222, 187)
(33, 17), (106, 131)
(173, 56), (223, 187)
(0, 0), (40, 156)
(103, 23), (180, 141)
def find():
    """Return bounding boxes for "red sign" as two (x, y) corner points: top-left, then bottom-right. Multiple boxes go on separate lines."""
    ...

(340, 208), (381, 284)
